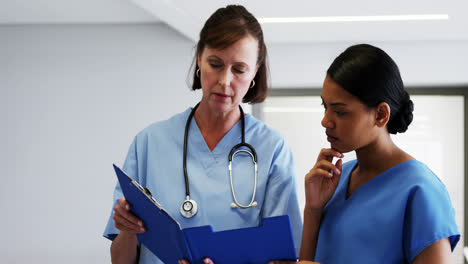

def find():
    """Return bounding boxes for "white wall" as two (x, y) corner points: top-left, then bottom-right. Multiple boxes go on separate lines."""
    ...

(268, 41), (468, 88)
(1, 23), (467, 263)
(1, 24), (200, 263)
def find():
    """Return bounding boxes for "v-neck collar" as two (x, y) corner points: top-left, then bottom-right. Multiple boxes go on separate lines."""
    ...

(342, 159), (418, 201)
(185, 109), (245, 165)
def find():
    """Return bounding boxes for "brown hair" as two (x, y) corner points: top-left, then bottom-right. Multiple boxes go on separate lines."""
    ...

(190, 5), (269, 103)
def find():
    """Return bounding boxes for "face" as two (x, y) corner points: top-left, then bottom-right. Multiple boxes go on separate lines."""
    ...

(197, 35), (259, 114)
(321, 75), (378, 153)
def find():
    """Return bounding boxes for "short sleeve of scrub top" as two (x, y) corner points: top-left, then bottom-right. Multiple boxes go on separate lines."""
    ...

(315, 160), (460, 264)
(402, 163), (461, 261)
(103, 137), (139, 241)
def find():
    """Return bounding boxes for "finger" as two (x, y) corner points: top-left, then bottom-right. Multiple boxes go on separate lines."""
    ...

(318, 148), (343, 159)
(314, 160), (341, 175)
(114, 202), (144, 228)
(330, 159), (343, 187)
(331, 147), (344, 156)
(317, 148), (344, 162)
(306, 168), (333, 179)
(203, 258), (214, 264)
(114, 213), (145, 233)
(335, 158), (343, 172)
(118, 198), (130, 211)
(178, 259), (191, 264)
(113, 212), (145, 233)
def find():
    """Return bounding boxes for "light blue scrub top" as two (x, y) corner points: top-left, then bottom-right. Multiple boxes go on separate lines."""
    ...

(103, 108), (303, 263)
(315, 160), (460, 264)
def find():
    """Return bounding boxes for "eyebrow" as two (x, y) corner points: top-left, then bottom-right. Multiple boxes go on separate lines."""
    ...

(321, 97), (347, 106)
(207, 55), (249, 67)
(207, 55), (221, 60)
(330, 103), (347, 106)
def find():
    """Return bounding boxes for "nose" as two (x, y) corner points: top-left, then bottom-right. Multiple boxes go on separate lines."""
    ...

(218, 68), (233, 87)
(321, 110), (334, 129)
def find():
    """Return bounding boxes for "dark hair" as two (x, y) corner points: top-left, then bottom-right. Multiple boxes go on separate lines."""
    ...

(327, 44), (414, 134)
(190, 5), (269, 103)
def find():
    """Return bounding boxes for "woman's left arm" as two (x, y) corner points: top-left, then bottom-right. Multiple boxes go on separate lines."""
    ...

(412, 238), (452, 264)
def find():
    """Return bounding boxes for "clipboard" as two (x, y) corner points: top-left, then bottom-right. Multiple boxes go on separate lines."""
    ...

(113, 164), (297, 264)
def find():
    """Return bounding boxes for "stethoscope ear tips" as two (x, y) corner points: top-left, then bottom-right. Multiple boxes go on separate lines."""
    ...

(230, 203), (237, 208)
(252, 201), (258, 207)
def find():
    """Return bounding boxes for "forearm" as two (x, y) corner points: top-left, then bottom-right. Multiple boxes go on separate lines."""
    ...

(110, 231), (139, 264)
(299, 208), (322, 261)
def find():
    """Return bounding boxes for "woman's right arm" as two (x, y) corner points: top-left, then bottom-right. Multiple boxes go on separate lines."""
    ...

(299, 148), (343, 261)
(110, 198), (146, 264)
(111, 231), (138, 264)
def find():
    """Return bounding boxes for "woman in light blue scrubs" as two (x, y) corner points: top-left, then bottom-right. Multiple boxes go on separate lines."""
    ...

(103, 5), (303, 264)
(272, 44), (460, 264)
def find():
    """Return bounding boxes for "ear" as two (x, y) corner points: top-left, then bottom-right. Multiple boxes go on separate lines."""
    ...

(375, 102), (390, 128)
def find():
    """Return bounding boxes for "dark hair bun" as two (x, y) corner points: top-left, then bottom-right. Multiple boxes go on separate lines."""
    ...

(387, 93), (414, 134)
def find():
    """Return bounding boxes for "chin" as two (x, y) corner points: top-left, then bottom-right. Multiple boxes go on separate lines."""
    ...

(331, 143), (354, 154)
(208, 101), (229, 112)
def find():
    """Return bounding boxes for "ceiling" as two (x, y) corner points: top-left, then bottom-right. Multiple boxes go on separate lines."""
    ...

(1, 0), (467, 43)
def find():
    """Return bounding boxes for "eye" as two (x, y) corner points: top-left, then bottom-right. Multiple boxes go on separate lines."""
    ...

(231, 62), (248, 74)
(335, 111), (346, 116)
(210, 63), (222, 68)
(233, 67), (246, 74)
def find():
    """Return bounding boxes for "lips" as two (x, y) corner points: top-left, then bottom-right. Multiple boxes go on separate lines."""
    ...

(214, 93), (230, 100)
(326, 132), (338, 143)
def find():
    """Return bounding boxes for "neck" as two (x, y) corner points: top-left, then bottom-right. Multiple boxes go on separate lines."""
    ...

(193, 102), (242, 151)
(347, 131), (412, 199)
(354, 132), (408, 176)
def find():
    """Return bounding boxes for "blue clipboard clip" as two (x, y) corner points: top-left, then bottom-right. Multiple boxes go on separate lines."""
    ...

(113, 164), (297, 264)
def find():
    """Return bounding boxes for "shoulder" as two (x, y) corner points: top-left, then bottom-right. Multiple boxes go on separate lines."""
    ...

(244, 113), (286, 144)
(245, 114), (294, 161)
(395, 160), (447, 192)
(397, 161), (455, 224)
(243, 114), (296, 175)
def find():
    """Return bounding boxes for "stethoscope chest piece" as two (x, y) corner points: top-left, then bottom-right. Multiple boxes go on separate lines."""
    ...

(180, 198), (198, 218)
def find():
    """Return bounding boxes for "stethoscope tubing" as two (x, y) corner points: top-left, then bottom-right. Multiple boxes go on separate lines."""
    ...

(182, 103), (197, 197)
(182, 102), (258, 217)
(229, 149), (258, 209)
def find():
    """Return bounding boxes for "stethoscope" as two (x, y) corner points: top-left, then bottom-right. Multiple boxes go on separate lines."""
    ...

(180, 103), (258, 218)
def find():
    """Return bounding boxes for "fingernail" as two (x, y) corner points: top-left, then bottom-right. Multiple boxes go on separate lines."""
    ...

(126, 204), (129, 210)
(203, 258), (210, 264)
(336, 168), (341, 174)
(141, 227), (145, 232)
(138, 221), (143, 227)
